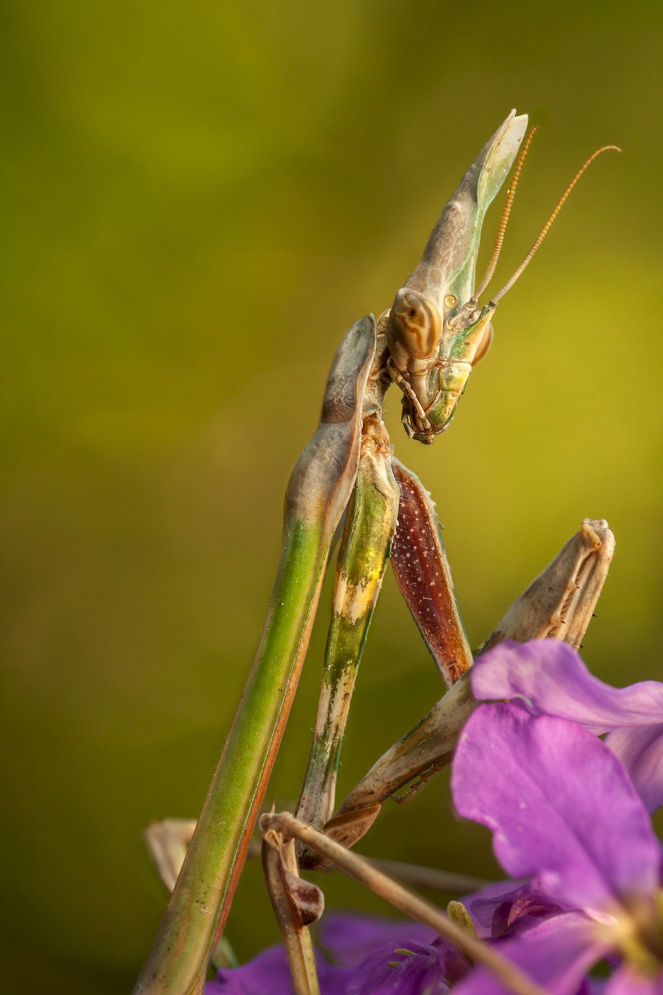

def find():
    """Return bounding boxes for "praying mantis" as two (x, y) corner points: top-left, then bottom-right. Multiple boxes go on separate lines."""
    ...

(133, 110), (619, 995)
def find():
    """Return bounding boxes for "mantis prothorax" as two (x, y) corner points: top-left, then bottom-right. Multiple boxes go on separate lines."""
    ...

(134, 110), (619, 995)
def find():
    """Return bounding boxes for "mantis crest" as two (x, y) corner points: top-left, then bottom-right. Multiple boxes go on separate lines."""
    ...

(133, 110), (619, 995)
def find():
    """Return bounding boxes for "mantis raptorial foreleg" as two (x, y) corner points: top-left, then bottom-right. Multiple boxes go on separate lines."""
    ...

(145, 507), (614, 986)
(390, 459), (473, 686)
(290, 456), (474, 870)
(295, 416), (400, 844)
(323, 519), (615, 849)
(265, 416), (399, 991)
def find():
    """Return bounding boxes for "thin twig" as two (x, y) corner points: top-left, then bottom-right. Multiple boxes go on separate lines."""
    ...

(260, 811), (550, 995)
(360, 855), (490, 895)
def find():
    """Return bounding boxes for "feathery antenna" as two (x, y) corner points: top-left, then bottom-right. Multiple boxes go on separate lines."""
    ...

(489, 145), (621, 307)
(471, 126), (539, 305)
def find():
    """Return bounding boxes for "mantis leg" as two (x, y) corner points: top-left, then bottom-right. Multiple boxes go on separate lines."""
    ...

(144, 819), (490, 901)
(327, 519), (615, 846)
(297, 453), (472, 868)
(133, 315), (376, 995)
(390, 458), (473, 687)
(143, 516), (614, 988)
(260, 811), (548, 995)
(479, 518), (616, 652)
(261, 837), (323, 995)
(262, 414), (399, 989)
(296, 415), (400, 843)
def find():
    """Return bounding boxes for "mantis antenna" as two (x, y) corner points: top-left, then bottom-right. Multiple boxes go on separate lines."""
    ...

(471, 125), (540, 306)
(488, 144), (622, 307)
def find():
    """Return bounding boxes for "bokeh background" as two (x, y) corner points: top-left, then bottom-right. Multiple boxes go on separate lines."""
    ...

(2, 1), (662, 992)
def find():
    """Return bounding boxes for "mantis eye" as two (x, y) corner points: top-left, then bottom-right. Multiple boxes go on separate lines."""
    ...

(471, 320), (493, 366)
(387, 289), (443, 363)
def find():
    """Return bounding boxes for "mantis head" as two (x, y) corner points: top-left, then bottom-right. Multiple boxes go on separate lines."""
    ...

(386, 287), (494, 443)
(385, 111), (619, 444)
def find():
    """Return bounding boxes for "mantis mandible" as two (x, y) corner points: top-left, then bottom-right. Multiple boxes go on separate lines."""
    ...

(133, 110), (619, 995)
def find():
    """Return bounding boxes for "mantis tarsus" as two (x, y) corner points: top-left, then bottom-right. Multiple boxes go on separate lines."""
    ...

(133, 110), (619, 995)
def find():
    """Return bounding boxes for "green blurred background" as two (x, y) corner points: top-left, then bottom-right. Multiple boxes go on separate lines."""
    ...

(2, 1), (662, 991)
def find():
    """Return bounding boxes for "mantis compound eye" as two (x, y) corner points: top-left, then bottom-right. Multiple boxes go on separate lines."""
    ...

(386, 288), (443, 368)
(471, 319), (493, 366)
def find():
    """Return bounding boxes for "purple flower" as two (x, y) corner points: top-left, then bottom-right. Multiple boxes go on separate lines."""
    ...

(451, 703), (663, 995)
(320, 912), (437, 967)
(465, 879), (568, 940)
(471, 640), (663, 812)
(207, 643), (663, 995)
(206, 913), (463, 995)
(322, 914), (471, 994)
(206, 945), (350, 994)
(341, 937), (448, 994)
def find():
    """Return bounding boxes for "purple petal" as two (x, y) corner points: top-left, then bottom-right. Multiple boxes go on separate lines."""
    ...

(452, 911), (606, 995)
(451, 704), (660, 913)
(605, 725), (663, 813)
(603, 964), (663, 995)
(320, 911), (437, 967)
(206, 946), (292, 995)
(494, 891), (568, 939)
(585, 981), (610, 995)
(581, 979), (609, 995)
(464, 881), (532, 937)
(207, 944), (351, 994)
(346, 938), (448, 995)
(464, 880), (565, 939)
(472, 641), (663, 734)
